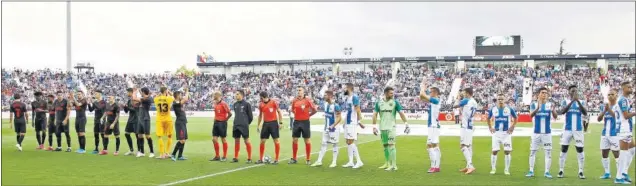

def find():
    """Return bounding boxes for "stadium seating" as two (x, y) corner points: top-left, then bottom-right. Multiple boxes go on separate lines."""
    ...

(2, 65), (634, 113)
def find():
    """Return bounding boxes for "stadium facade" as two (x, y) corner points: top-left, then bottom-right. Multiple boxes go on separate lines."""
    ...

(197, 53), (635, 75)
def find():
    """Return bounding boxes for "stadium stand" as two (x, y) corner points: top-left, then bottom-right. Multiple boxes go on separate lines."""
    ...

(2, 57), (634, 114)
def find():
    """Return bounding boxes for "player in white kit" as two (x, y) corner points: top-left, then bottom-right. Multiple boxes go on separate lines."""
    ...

(311, 90), (342, 168)
(615, 82), (635, 184)
(526, 87), (559, 179)
(598, 89), (620, 180)
(487, 93), (518, 176)
(557, 85), (588, 179)
(453, 88), (478, 175)
(342, 83), (365, 169)
(419, 78), (442, 173)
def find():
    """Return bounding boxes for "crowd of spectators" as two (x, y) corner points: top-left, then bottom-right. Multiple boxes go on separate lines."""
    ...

(2, 63), (634, 113)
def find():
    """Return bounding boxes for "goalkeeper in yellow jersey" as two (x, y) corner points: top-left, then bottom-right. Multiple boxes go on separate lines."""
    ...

(154, 87), (175, 159)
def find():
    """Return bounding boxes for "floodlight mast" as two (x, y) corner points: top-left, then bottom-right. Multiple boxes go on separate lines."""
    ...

(66, 1), (72, 72)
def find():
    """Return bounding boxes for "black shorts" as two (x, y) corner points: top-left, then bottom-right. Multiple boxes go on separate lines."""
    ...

(93, 119), (103, 133)
(14, 121), (26, 133)
(175, 121), (188, 140)
(125, 120), (137, 133)
(56, 121), (70, 133)
(48, 118), (57, 133)
(232, 127), (249, 139)
(292, 120), (311, 138)
(260, 121), (280, 139)
(104, 121), (120, 136)
(212, 120), (228, 138)
(74, 117), (87, 133)
(34, 118), (46, 131)
(136, 119), (150, 135)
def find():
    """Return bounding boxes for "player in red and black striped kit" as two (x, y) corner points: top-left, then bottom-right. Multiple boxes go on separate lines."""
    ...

(31, 91), (48, 150)
(88, 90), (107, 154)
(99, 96), (121, 155)
(46, 94), (58, 151)
(53, 91), (72, 152)
(70, 91), (88, 153)
(9, 94), (29, 151)
(170, 89), (190, 161)
(290, 87), (317, 165)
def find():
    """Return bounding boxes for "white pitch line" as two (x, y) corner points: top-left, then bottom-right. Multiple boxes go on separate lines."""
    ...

(158, 138), (381, 186)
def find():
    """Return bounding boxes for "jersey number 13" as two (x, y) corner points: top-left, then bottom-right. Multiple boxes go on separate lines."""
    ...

(159, 103), (169, 112)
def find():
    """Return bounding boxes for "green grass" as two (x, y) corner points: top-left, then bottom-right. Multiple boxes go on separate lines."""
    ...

(2, 117), (634, 185)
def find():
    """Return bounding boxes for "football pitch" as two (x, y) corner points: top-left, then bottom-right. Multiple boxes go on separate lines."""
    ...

(2, 117), (634, 185)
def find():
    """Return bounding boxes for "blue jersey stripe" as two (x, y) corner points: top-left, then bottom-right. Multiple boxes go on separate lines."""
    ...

(533, 103), (552, 134)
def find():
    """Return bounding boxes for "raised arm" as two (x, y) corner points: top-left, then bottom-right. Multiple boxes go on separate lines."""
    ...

(530, 102), (540, 117)
(559, 100), (575, 115)
(419, 77), (430, 102)
(123, 101), (130, 114)
(132, 89), (141, 102)
(454, 98), (468, 109)
(64, 100), (71, 124)
(88, 101), (96, 112)
(577, 100), (587, 115)
(597, 104), (608, 122)
(181, 89), (190, 104)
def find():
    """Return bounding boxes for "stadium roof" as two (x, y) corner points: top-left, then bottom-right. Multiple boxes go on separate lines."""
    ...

(197, 53), (635, 67)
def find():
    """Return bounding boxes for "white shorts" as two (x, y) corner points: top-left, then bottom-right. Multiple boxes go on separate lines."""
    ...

(530, 133), (553, 151)
(560, 130), (585, 147)
(618, 132), (633, 143)
(460, 128), (474, 145)
(321, 128), (340, 144)
(600, 135), (620, 151)
(344, 124), (357, 140)
(427, 127), (440, 145)
(492, 131), (513, 152)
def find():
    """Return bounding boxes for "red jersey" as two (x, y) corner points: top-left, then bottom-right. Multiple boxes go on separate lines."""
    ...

(214, 101), (231, 121)
(259, 100), (279, 122)
(292, 97), (315, 121)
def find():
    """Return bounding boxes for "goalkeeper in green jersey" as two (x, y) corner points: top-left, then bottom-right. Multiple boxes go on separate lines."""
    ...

(372, 87), (409, 171)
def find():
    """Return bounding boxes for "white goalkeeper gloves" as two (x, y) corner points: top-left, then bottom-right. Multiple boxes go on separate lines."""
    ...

(404, 122), (410, 135)
(372, 125), (379, 136)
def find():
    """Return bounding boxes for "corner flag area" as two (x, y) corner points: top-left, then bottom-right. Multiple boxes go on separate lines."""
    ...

(2, 117), (633, 186)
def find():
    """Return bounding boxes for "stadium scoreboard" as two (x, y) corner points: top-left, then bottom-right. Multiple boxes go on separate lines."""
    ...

(474, 35), (522, 56)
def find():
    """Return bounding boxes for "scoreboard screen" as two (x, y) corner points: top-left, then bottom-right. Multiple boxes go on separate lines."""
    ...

(474, 35), (521, 55)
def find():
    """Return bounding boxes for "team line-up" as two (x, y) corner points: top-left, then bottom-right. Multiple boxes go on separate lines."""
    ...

(6, 78), (636, 184)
